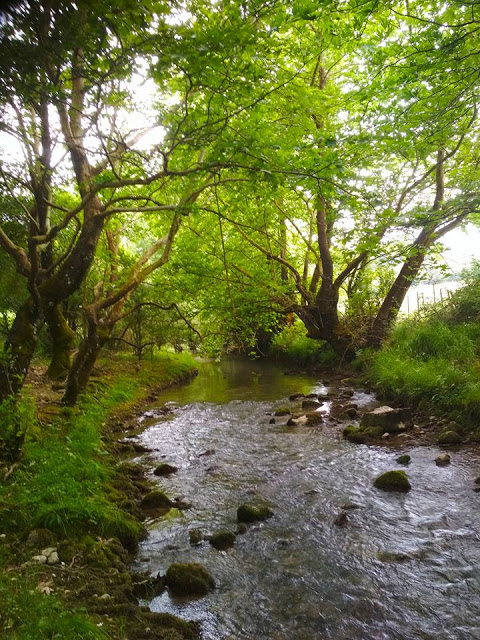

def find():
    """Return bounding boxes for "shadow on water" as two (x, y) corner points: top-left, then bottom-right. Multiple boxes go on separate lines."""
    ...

(132, 358), (480, 640)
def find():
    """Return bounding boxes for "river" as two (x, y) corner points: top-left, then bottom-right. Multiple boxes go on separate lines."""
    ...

(131, 358), (480, 640)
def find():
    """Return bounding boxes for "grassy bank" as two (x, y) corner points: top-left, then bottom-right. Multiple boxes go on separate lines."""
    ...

(0, 352), (198, 640)
(366, 268), (480, 435)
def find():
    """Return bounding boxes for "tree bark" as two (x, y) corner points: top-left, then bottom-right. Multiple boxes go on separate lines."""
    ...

(62, 318), (108, 406)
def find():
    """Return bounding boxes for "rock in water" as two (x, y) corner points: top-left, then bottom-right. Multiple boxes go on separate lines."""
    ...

(237, 503), (273, 523)
(153, 463), (178, 476)
(361, 406), (411, 433)
(209, 530), (236, 550)
(302, 399), (322, 410)
(374, 470), (411, 492)
(165, 563), (215, 596)
(396, 454), (411, 465)
(435, 452), (451, 467)
(140, 490), (172, 509)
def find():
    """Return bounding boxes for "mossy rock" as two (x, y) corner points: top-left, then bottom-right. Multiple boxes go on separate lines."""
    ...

(237, 502), (273, 523)
(141, 490), (172, 509)
(396, 454), (411, 465)
(306, 413), (323, 426)
(165, 562), (215, 596)
(274, 407), (291, 416)
(374, 470), (411, 493)
(154, 463), (178, 476)
(209, 530), (236, 550)
(438, 430), (462, 446)
(343, 426), (367, 444)
(116, 461), (144, 477)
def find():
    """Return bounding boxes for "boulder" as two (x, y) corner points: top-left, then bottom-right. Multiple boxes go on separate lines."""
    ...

(165, 562), (215, 596)
(236, 523), (248, 534)
(435, 452), (451, 467)
(333, 511), (348, 527)
(361, 406), (411, 433)
(396, 454), (411, 465)
(302, 399), (322, 410)
(153, 463), (178, 476)
(437, 430), (462, 446)
(374, 470), (411, 492)
(209, 530), (236, 550)
(237, 502), (273, 523)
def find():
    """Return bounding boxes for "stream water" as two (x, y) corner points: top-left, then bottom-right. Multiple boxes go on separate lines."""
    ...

(131, 359), (480, 640)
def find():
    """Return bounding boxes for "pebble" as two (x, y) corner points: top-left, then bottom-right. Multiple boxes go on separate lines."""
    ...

(33, 555), (47, 564)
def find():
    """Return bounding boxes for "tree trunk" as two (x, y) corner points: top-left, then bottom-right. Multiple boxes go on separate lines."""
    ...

(0, 298), (39, 402)
(367, 248), (426, 349)
(62, 322), (107, 406)
(46, 304), (76, 380)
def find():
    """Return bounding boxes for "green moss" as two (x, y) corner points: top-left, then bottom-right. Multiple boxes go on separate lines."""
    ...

(374, 470), (411, 492)
(396, 454), (411, 465)
(209, 530), (236, 550)
(343, 425), (367, 444)
(140, 490), (172, 510)
(237, 502), (273, 523)
(165, 562), (215, 596)
(438, 430), (462, 445)
(153, 462), (178, 476)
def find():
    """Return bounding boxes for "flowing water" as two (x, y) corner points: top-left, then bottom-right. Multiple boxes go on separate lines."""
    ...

(131, 359), (480, 640)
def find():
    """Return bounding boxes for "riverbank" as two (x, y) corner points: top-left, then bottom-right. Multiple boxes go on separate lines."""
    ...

(0, 353), (199, 640)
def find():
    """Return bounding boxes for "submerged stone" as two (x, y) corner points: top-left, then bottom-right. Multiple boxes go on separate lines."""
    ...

(374, 470), (411, 492)
(209, 530), (236, 550)
(189, 529), (203, 545)
(165, 562), (215, 596)
(396, 454), (411, 465)
(237, 502), (273, 523)
(438, 430), (462, 446)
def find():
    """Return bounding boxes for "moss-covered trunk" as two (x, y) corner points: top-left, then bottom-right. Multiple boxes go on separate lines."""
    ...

(0, 298), (38, 402)
(46, 304), (76, 380)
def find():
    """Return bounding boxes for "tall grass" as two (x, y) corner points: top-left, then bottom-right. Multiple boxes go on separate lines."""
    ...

(369, 317), (480, 426)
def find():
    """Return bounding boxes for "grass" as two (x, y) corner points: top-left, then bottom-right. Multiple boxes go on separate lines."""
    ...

(367, 319), (480, 426)
(0, 352), (197, 640)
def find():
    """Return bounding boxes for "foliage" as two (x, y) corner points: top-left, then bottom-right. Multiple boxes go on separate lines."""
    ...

(268, 323), (337, 368)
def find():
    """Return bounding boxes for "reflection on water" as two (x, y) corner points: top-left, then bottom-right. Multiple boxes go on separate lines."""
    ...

(133, 359), (480, 640)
